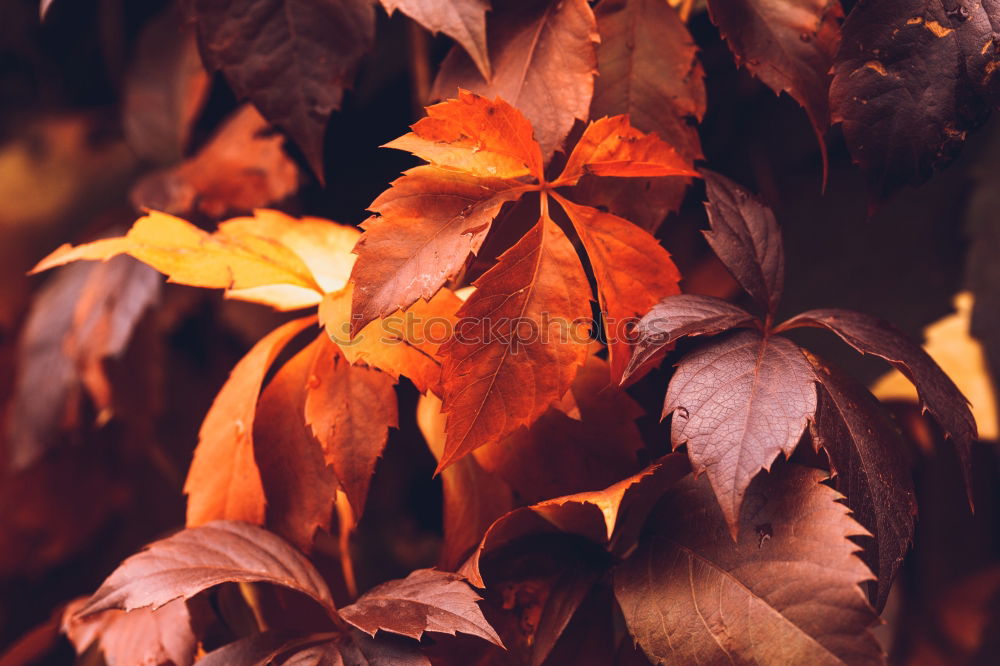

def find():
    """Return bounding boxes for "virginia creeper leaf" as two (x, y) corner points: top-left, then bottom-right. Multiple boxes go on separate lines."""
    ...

(622, 293), (758, 385)
(556, 115), (697, 185)
(78, 520), (336, 619)
(384, 90), (544, 180)
(780, 308), (977, 504)
(701, 169), (786, 316)
(807, 351), (916, 612)
(254, 334), (340, 552)
(340, 568), (503, 646)
(350, 165), (526, 332)
(304, 334), (398, 517)
(431, 0), (599, 160)
(707, 0), (843, 170)
(437, 211), (591, 469)
(185, 316), (315, 527)
(663, 329), (817, 537)
(191, 0), (375, 180)
(552, 194), (683, 382)
(380, 0), (491, 81)
(63, 598), (196, 666)
(831, 0), (1000, 196)
(614, 464), (883, 665)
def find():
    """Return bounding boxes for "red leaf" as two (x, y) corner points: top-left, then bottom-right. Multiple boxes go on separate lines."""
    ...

(779, 308), (977, 505)
(664, 330), (817, 537)
(78, 521), (336, 619)
(431, 0), (599, 161)
(437, 211), (592, 469)
(622, 293), (758, 384)
(701, 169), (786, 317)
(614, 464), (883, 665)
(340, 568), (503, 646)
(63, 598), (196, 666)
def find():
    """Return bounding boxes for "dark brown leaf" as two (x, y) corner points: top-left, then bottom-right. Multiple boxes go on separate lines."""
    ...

(431, 0), (599, 160)
(613, 464), (883, 665)
(806, 351), (916, 612)
(340, 568), (502, 646)
(79, 521), (336, 619)
(663, 329), (816, 536)
(707, 0), (842, 169)
(831, 0), (1000, 196)
(701, 169), (785, 316)
(198, 630), (431, 666)
(622, 293), (758, 385)
(191, 0), (375, 179)
(780, 308), (976, 504)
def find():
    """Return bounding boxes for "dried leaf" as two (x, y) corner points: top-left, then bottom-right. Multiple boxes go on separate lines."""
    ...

(614, 464), (883, 665)
(780, 308), (977, 504)
(341, 569), (503, 646)
(701, 169), (786, 316)
(554, 195), (682, 381)
(622, 294), (758, 385)
(437, 211), (592, 469)
(380, 0), (491, 80)
(185, 316), (315, 527)
(304, 334), (398, 517)
(663, 329), (817, 537)
(808, 352), (916, 612)
(431, 0), (599, 160)
(78, 520), (336, 619)
(191, 0), (375, 179)
(707, 0), (842, 168)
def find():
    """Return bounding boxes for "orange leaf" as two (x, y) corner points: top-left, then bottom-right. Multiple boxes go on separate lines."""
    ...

(253, 333), (340, 552)
(304, 334), (398, 517)
(384, 90), (544, 180)
(437, 210), (592, 469)
(184, 316), (316, 527)
(554, 195), (681, 381)
(321, 285), (462, 394)
(556, 115), (697, 186)
(350, 165), (525, 333)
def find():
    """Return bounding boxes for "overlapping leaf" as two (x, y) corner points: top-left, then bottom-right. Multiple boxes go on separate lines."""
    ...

(707, 0), (843, 170)
(63, 598), (196, 666)
(614, 464), (883, 665)
(380, 0), (491, 80)
(431, 0), (600, 160)
(190, 0), (375, 179)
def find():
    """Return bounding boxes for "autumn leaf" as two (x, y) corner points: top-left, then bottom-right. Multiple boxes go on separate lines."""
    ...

(664, 329), (817, 536)
(613, 464), (884, 665)
(304, 333), (398, 517)
(131, 105), (300, 220)
(77, 520), (337, 619)
(340, 568), (503, 646)
(379, 0), (491, 81)
(253, 334), (340, 552)
(190, 0), (375, 180)
(185, 316), (315, 527)
(779, 308), (977, 504)
(553, 195), (682, 381)
(197, 629), (431, 665)
(701, 169), (785, 316)
(6, 256), (160, 469)
(63, 598), (196, 666)
(431, 0), (600, 160)
(831, 0), (1000, 196)
(707, 0), (842, 172)
(807, 352), (916, 611)
(437, 210), (592, 470)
